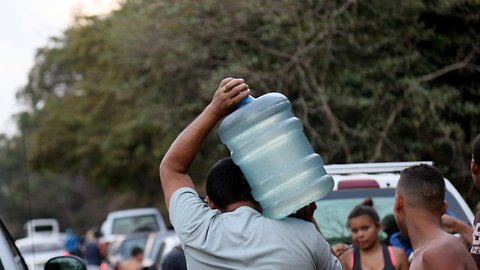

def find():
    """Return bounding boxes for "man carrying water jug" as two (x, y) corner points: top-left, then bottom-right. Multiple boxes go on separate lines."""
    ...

(159, 77), (341, 270)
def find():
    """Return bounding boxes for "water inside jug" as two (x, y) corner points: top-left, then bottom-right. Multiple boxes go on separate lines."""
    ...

(219, 92), (334, 219)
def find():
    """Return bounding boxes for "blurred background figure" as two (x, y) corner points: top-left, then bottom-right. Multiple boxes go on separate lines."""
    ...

(64, 228), (82, 257)
(84, 229), (103, 270)
(161, 244), (186, 270)
(381, 214), (413, 262)
(119, 246), (143, 270)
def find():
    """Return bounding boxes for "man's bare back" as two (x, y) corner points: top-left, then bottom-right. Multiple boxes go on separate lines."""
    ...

(119, 258), (143, 270)
(409, 232), (475, 270)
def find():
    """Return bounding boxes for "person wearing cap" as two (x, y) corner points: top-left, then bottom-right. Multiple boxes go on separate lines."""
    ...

(159, 77), (341, 269)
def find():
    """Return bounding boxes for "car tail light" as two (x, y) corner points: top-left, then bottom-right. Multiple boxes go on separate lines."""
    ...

(337, 179), (380, 189)
(62, 251), (70, 256)
(100, 262), (110, 270)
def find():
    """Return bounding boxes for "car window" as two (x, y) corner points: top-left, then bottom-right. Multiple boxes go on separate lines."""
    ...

(314, 187), (471, 245)
(119, 237), (148, 259)
(33, 225), (54, 234)
(315, 188), (395, 244)
(112, 215), (160, 234)
(444, 191), (470, 224)
(147, 236), (166, 262)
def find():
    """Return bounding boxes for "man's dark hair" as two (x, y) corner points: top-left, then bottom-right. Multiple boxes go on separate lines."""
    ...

(206, 157), (256, 210)
(398, 164), (445, 212)
(473, 133), (480, 164)
(131, 246), (143, 257)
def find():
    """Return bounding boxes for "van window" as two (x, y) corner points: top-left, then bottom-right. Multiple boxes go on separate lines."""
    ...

(314, 187), (472, 245)
(315, 188), (395, 244)
(33, 225), (54, 233)
(112, 215), (160, 234)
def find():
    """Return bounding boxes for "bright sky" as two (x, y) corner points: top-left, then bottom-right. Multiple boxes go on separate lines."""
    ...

(0, 0), (120, 136)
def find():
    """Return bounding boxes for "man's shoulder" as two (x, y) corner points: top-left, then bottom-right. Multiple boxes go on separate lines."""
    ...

(277, 216), (318, 227)
(267, 217), (321, 237)
(420, 240), (473, 269)
(432, 232), (466, 248)
(172, 186), (198, 199)
(119, 259), (141, 269)
(422, 234), (471, 259)
(169, 187), (204, 214)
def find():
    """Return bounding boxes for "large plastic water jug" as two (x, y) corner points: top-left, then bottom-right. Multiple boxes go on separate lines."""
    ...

(219, 92), (334, 219)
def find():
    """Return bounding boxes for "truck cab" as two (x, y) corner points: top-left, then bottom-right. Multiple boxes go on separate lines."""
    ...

(24, 219), (60, 237)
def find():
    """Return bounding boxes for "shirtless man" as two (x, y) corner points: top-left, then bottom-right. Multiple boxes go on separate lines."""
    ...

(119, 246), (143, 270)
(393, 164), (476, 270)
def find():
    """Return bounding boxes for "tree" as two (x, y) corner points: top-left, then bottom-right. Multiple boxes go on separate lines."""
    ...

(12, 0), (480, 224)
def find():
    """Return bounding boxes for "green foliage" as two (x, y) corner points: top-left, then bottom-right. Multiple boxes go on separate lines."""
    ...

(3, 0), (479, 229)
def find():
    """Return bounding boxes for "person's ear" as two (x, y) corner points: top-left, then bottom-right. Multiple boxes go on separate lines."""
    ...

(441, 201), (448, 215)
(472, 159), (480, 175)
(394, 194), (403, 213)
(375, 221), (382, 232)
(205, 196), (217, 209)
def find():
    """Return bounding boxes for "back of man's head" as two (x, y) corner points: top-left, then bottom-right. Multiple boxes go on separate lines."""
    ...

(473, 133), (480, 165)
(206, 157), (256, 210)
(398, 164), (445, 213)
(131, 246), (143, 257)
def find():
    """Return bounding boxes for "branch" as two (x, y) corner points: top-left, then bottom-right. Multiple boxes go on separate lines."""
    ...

(233, 33), (294, 61)
(417, 50), (477, 83)
(368, 102), (404, 162)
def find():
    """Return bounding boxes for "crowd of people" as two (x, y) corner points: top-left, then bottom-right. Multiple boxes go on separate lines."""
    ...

(62, 228), (107, 270)
(158, 77), (480, 269)
(58, 77), (480, 269)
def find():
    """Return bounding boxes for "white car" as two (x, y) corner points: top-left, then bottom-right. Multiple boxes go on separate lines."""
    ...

(100, 208), (167, 244)
(142, 230), (181, 270)
(0, 218), (28, 269)
(0, 215), (85, 270)
(314, 161), (474, 245)
(16, 235), (69, 270)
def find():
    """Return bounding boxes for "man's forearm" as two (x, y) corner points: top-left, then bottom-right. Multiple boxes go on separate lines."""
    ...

(159, 78), (250, 209)
(161, 105), (222, 176)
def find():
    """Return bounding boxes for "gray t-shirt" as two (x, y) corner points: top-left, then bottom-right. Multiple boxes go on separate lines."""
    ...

(169, 187), (341, 270)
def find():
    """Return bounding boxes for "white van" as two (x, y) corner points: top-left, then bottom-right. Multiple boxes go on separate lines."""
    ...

(100, 208), (167, 243)
(24, 218), (60, 237)
(314, 161), (474, 245)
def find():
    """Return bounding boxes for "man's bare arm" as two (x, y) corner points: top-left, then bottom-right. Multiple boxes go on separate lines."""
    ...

(442, 214), (473, 246)
(159, 78), (250, 209)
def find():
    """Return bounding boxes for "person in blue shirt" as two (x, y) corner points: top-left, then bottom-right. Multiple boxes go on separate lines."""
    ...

(64, 228), (81, 257)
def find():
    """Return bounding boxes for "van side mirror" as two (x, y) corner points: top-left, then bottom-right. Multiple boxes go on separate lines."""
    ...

(44, 255), (86, 270)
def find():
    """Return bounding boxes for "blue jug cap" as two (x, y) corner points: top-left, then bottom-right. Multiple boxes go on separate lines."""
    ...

(235, 95), (256, 110)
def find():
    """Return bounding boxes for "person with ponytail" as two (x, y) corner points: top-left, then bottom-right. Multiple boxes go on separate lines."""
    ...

(339, 198), (409, 270)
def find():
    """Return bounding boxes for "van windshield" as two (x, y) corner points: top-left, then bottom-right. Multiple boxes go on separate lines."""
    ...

(314, 188), (471, 245)
(112, 215), (160, 234)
